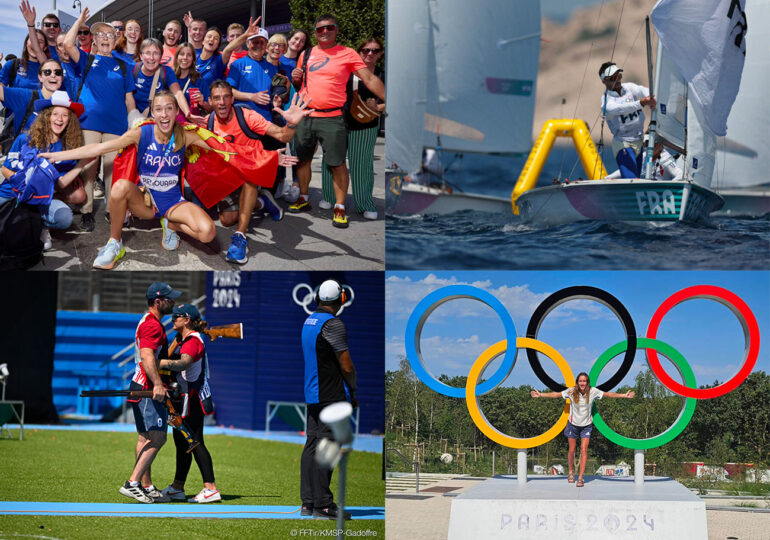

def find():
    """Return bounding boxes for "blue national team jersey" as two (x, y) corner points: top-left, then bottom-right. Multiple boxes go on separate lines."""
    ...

(302, 311), (335, 404)
(136, 123), (186, 216)
(74, 53), (134, 135)
(0, 60), (41, 89)
(111, 50), (137, 67)
(226, 55), (273, 120)
(195, 53), (225, 101)
(280, 54), (297, 69)
(133, 65), (179, 114)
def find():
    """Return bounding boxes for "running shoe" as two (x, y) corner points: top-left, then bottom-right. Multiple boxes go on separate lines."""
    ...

(160, 484), (187, 501)
(226, 232), (248, 264)
(93, 238), (125, 269)
(119, 481), (153, 503)
(188, 488), (222, 503)
(94, 177), (105, 199)
(313, 505), (351, 520)
(318, 199), (333, 210)
(41, 227), (52, 251)
(284, 183), (301, 203)
(332, 207), (349, 229)
(287, 198), (311, 213)
(144, 485), (171, 502)
(79, 212), (95, 232)
(362, 210), (378, 220)
(160, 218), (180, 250)
(301, 505), (314, 516)
(258, 190), (283, 221)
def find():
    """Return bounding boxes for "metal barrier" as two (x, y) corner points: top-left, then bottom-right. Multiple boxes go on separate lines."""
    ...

(386, 447), (421, 493)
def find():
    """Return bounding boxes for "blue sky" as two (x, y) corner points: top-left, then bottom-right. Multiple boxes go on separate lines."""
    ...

(386, 271), (769, 391)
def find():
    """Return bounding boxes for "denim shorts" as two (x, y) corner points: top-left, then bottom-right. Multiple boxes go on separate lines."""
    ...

(564, 422), (593, 439)
(132, 397), (168, 433)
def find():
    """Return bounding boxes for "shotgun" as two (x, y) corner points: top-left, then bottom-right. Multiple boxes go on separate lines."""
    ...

(80, 389), (200, 453)
(168, 322), (243, 355)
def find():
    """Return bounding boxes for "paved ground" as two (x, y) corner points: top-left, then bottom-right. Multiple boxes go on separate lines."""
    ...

(32, 137), (385, 271)
(385, 474), (770, 539)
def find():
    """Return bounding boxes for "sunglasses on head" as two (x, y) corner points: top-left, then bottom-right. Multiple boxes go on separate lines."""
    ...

(315, 24), (336, 33)
(43, 22), (60, 28)
(361, 48), (381, 54)
(77, 30), (90, 36)
(42, 69), (63, 76)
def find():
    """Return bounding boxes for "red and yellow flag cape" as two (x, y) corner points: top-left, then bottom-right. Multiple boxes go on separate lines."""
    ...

(112, 121), (278, 209)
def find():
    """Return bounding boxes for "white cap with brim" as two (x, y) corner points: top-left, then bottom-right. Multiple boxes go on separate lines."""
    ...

(247, 28), (270, 41)
(318, 280), (342, 302)
(601, 64), (623, 80)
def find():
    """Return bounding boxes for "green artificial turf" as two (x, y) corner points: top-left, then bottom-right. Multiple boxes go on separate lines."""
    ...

(0, 429), (384, 539)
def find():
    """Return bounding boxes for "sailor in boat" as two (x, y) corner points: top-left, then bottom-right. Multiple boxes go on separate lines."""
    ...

(599, 62), (656, 179)
(604, 135), (682, 181)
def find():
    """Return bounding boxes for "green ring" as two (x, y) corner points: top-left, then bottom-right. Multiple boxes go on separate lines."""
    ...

(589, 338), (697, 450)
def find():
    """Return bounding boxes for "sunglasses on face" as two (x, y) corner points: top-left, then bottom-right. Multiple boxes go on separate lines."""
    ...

(171, 314), (189, 320)
(113, 26), (124, 31)
(78, 30), (90, 36)
(43, 22), (60, 28)
(315, 24), (336, 33)
(42, 69), (63, 76)
(361, 48), (381, 54)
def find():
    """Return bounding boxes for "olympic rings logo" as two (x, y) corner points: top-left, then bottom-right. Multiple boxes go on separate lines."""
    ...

(292, 282), (355, 315)
(405, 285), (760, 450)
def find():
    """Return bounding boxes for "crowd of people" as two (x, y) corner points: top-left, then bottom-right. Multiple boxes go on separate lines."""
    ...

(0, 3), (385, 268)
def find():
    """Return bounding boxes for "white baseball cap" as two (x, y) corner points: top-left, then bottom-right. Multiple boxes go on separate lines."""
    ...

(318, 280), (343, 302)
(600, 64), (623, 80)
(247, 28), (270, 42)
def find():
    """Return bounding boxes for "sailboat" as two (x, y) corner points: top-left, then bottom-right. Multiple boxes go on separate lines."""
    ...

(514, 0), (746, 227)
(712, 0), (770, 217)
(385, 0), (540, 215)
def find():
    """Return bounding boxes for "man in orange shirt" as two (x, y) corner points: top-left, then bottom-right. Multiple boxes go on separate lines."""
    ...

(205, 80), (310, 264)
(289, 14), (385, 228)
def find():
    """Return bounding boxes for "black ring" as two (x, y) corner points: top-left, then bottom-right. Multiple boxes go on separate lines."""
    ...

(526, 286), (636, 392)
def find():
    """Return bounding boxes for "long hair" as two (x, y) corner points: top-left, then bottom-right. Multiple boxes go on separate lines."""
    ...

(571, 372), (591, 404)
(21, 30), (50, 71)
(150, 90), (185, 152)
(288, 28), (311, 59)
(174, 43), (201, 83)
(115, 19), (143, 61)
(27, 107), (83, 151)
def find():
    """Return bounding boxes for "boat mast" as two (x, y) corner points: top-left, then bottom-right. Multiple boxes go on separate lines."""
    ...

(643, 16), (659, 180)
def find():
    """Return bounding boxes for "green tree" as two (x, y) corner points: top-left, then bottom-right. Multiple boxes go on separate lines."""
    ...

(289, 0), (385, 48)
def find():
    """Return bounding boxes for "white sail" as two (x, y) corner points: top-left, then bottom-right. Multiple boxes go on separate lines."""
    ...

(385, 0), (431, 173)
(651, 0), (747, 136)
(424, 0), (540, 154)
(686, 98), (717, 187)
(654, 42), (687, 152)
(714, 0), (770, 189)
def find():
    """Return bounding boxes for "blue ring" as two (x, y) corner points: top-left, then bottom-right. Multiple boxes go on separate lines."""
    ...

(405, 285), (518, 398)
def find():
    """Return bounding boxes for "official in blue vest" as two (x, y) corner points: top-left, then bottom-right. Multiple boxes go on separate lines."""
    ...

(300, 279), (357, 520)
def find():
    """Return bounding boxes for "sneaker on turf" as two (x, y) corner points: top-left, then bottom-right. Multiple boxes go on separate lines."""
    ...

(93, 238), (125, 270)
(313, 505), (351, 520)
(161, 484), (187, 501)
(41, 227), (52, 251)
(119, 481), (153, 503)
(79, 212), (95, 232)
(301, 505), (313, 516)
(258, 190), (283, 221)
(144, 485), (171, 502)
(226, 232), (248, 264)
(188, 488), (222, 503)
(332, 207), (349, 229)
(287, 197), (311, 213)
(160, 218), (180, 250)
(318, 199), (333, 210)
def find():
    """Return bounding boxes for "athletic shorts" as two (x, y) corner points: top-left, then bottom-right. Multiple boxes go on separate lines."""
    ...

(132, 397), (168, 433)
(294, 115), (347, 166)
(564, 422), (593, 439)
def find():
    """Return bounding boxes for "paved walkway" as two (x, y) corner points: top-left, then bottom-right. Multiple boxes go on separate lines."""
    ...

(32, 138), (385, 270)
(385, 473), (770, 539)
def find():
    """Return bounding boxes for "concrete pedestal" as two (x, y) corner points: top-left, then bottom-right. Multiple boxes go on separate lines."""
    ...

(447, 475), (706, 539)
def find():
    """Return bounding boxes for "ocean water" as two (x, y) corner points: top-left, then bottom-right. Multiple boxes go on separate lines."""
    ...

(386, 147), (770, 270)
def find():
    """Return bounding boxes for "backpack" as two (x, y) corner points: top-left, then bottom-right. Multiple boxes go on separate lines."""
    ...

(0, 199), (43, 270)
(207, 104), (263, 141)
(0, 90), (38, 155)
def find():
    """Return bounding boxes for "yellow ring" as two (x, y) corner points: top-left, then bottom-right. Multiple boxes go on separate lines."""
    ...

(465, 338), (575, 449)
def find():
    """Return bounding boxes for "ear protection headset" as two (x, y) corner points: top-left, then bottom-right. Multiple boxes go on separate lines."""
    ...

(315, 280), (348, 305)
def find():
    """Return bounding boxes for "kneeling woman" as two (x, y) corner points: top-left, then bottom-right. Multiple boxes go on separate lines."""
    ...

(1, 91), (87, 248)
(159, 303), (220, 503)
(41, 90), (218, 269)
(531, 372), (634, 487)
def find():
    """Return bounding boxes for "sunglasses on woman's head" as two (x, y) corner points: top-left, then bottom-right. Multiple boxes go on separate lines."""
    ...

(42, 69), (63, 76)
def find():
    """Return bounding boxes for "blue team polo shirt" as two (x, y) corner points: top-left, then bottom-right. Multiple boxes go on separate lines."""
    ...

(226, 55), (273, 120)
(280, 54), (297, 69)
(133, 65), (179, 114)
(111, 49), (137, 68)
(73, 53), (134, 135)
(0, 60), (41, 89)
(195, 53), (224, 101)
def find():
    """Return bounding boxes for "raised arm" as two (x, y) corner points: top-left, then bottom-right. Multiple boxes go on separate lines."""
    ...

(265, 91), (311, 142)
(530, 390), (562, 398)
(221, 16), (261, 65)
(603, 390), (635, 399)
(40, 127), (141, 162)
(64, 7), (90, 63)
(20, 0), (47, 62)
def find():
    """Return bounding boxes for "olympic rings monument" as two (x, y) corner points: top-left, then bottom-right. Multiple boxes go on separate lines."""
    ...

(405, 285), (760, 539)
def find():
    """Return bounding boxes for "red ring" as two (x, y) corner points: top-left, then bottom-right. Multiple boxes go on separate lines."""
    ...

(646, 285), (760, 399)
